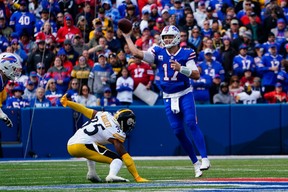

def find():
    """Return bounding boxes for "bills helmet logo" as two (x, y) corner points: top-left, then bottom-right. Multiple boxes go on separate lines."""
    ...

(1, 55), (18, 64)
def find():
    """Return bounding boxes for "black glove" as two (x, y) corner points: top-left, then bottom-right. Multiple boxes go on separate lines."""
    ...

(3, 117), (13, 128)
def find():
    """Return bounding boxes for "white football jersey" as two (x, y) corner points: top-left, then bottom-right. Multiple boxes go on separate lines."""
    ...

(67, 111), (126, 145)
(237, 91), (261, 104)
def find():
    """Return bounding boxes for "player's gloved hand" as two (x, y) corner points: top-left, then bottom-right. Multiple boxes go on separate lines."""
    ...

(60, 94), (68, 107)
(135, 176), (149, 182)
(3, 117), (13, 128)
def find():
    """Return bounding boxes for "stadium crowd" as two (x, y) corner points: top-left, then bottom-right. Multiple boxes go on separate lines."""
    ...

(0, 0), (288, 108)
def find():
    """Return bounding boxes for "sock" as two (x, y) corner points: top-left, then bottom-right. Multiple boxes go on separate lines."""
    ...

(87, 160), (96, 175)
(108, 158), (122, 176)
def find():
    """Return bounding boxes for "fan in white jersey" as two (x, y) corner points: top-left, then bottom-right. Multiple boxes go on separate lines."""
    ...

(60, 94), (148, 183)
(236, 82), (262, 104)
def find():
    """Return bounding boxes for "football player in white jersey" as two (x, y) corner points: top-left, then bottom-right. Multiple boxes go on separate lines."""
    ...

(60, 94), (148, 183)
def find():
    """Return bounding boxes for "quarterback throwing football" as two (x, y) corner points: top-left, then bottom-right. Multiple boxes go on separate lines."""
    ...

(121, 25), (210, 178)
(60, 94), (148, 183)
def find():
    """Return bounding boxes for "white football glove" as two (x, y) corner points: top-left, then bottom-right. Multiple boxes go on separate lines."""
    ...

(0, 109), (13, 128)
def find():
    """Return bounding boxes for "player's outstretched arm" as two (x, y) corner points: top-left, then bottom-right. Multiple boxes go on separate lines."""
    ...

(0, 108), (13, 127)
(60, 94), (96, 119)
(121, 31), (144, 60)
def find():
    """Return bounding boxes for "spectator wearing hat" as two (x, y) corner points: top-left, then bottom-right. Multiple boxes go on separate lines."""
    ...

(236, 82), (262, 104)
(57, 49), (73, 74)
(108, 52), (122, 76)
(71, 55), (91, 87)
(262, 32), (278, 53)
(240, 68), (255, 87)
(88, 53), (116, 99)
(116, 67), (134, 105)
(198, 38), (222, 64)
(271, 18), (287, 45)
(105, 28), (122, 53)
(87, 25), (103, 50)
(75, 15), (90, 43)
(5, 80), (18, 98)
(26, 35), (55, 73)
(11, 38), (28, 68)
(35, 62), (48, 88)
(213, 82), (236, 104)
(205, 6), (222, 29)
(9, 0), (36, 38)
(45, 78), (63, 106)
(61, 39), (80, 65)
(257, 43), (283, 94)
(245, 12), (265, 44)
(72, 34), (89, 55)
(6, 86), (30, 108)
(168, 0), (185, 25)
(135, 27), (154, 51)
(46, 56), (71, 93)
(139, 9), (150, 33)
(99, 87), (120, 106)
(75, 84), (97, 107)
(125, 4), (139, 24)
(209, 74), (222, 103)
(232, 43), (256, 77)
(75, 3), (93, 33)
(225, 19), (240, 41)
(254, 43), (265, 68)
(264, 82), (288, 103)
(150, 3), (161, 22)
(102, 0), (121, 31)
(35, 9), (57, 37)
(56, 14), (81, 44)
(198, 48), (225, 82)
(193, 1), (207, 28)
(95, 7), (114, 36)
(200, 20), (213, 38)
(150, 17), (165, 37)
(30, 87), (52, 108)
(29, 71), (39, 88)
(118, 0), (139, 18)
(22, 79), (36, 102)
(219, 35), (237, 81)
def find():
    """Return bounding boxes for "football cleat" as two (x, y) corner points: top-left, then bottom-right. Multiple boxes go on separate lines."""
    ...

(194, 161), (203, 178)
(105, 175), (129, 183)
(135, 176), (149, 182)
(200, 158), (211, 171)
(86, 173), (102, 183)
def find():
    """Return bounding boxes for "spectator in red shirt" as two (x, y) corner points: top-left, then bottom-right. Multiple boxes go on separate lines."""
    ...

(127, 57), (154, 90)
(56, 14), (81, 44)
(264, 83), (288, 103)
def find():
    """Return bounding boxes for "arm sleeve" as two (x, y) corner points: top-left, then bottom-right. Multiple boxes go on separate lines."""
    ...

(143, 51), (155, 64)
(66, 100), (94, 119)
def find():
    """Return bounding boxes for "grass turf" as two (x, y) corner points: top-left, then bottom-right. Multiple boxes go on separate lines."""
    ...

(0, 158), (287, 191)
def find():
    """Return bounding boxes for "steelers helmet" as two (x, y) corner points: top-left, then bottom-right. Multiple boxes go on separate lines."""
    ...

(114, 109), (136, 133)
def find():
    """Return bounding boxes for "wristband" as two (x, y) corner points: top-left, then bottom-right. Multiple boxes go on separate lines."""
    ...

(180, 66), (192, 77)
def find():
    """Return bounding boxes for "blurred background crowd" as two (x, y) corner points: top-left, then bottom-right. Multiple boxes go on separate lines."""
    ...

(0, 0), (288, 108)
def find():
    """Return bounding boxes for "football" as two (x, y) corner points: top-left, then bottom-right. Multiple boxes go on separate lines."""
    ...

(118, 18), (132, 34)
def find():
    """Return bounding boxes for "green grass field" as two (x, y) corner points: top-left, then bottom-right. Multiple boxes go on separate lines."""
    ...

(0, 157), (288, 191)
